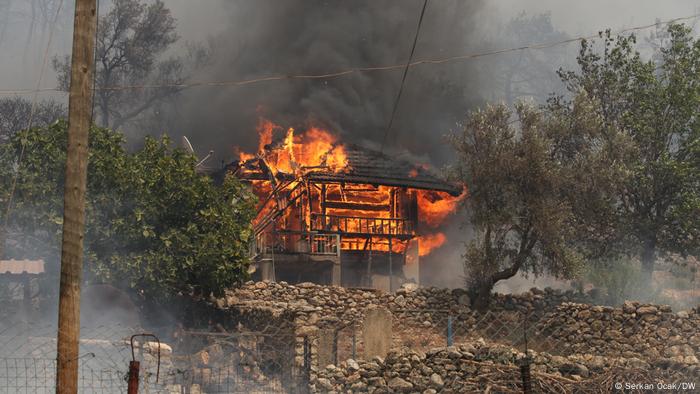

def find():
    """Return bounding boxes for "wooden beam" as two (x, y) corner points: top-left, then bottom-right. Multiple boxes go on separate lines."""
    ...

(323, 201), (390, 212)
(321, 183), (327, 229)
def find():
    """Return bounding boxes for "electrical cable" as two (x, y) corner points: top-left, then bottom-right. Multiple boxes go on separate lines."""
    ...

(90, 0), (100, 125)
(0, 12), (697, 96)
(380, 0), (429, 153)
(2, 0), (65, 244)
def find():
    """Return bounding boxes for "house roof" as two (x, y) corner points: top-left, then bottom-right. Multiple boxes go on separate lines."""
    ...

(0, 259), (45, 275)
(304, 145), (462, 195)
(224, 144), (463, 196)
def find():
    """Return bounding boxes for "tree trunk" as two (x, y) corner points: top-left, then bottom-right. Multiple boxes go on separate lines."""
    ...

(640, 237), (657, 287)
(471, 256), (528, 312)
(472, 280), (495, 312)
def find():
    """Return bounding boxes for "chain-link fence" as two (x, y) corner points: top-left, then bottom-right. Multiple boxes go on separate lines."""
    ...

(0, 320), (311, 393)
(2, 300), (699, 393)
(323, 305), (699, 393)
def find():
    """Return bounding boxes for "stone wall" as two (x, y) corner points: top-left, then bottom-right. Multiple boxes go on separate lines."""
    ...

(311, 338), (698, 393)
(211, 281), (699, 392)
(217, 281), (592, 331)
(535, 301), (700, 363)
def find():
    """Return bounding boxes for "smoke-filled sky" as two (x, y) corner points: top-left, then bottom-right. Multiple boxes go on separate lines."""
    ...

(3, 0), (700, 289)
(4, 0), (700, 165)
(161, 0), (700, 166)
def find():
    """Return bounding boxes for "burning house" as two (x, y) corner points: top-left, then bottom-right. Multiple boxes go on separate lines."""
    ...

(218, 120), (465, 291)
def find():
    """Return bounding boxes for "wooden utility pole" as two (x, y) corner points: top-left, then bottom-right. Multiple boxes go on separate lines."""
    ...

(55, 1), (97, 393)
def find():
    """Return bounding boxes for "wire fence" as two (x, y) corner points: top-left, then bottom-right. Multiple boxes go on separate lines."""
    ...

(323, 306), (699, 393)
(0, 320), (311, 393)
(329, 306), (700, 361)
(1, 303), (698, 393)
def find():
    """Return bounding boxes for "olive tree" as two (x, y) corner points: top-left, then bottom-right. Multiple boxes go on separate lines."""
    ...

(451, 96), (622, 310)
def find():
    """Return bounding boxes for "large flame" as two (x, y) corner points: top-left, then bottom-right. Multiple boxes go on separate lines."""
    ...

(417, 233), (447, 257)
(236, 118), (464, 257)
(416, 188), (467, 228)
(239, 119), (348, 175)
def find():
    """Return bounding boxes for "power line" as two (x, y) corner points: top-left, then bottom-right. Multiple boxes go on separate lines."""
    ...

(0, 12), (698, 97)
(380, 0), (429, 154)
(2, 0), (65, 248)
(90, 0), (101, 124)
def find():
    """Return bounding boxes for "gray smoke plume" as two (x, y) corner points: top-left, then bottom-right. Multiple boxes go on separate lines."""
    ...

(159, 0), (487, 166)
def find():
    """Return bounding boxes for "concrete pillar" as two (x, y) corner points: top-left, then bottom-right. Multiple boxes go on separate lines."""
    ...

(261, 260), (274, 282)
(331, 262), (341, 286)
(363, 307), (392, 360)
(388, 237), (393, 292)
(404, 239), (420, 285)
(332, 234), (341, 286)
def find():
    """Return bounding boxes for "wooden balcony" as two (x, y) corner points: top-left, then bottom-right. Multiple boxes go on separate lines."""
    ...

(310, 213), (413, 238)
(250, 231), (340, 257)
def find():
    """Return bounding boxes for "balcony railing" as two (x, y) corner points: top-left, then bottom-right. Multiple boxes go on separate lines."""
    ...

(310, 213), (413, 236)
(249, 231), (340, 257)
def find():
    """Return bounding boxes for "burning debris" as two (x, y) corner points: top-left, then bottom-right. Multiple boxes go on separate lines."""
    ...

(217, 119), (466, 289)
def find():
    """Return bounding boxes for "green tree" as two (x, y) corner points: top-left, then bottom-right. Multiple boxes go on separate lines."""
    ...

(0, 121), (255, 303)
(451, 96), (620, 310)
(556, 24), (700, 282)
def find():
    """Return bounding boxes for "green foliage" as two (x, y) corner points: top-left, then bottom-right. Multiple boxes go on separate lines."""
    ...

(555, 24), (700, 274)
(451, 96), (614, 308)
(0, 121), (256, 302)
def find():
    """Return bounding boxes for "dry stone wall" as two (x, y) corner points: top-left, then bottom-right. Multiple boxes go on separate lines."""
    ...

(311, 339), (698, 393)
(535, 301), (700, 363)
(211, 281), (699, 392)
(217, 281), (591, 331)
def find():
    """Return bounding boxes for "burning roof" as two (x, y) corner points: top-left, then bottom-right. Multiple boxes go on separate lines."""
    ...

(225, 119), (462, 196)
(300, 145), (462, 196)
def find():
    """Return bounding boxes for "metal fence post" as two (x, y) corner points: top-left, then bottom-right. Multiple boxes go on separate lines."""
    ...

(447, 315), (454, 346)
(352, 330), (357, 360)
(127, 360), (140, 394)
(520, 358), (532, 394)
(303, 336), (311, 383)
(333, 329), (339, 365)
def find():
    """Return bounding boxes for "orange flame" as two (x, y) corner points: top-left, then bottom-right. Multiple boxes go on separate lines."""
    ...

(417, 233), (447, 257)
(416, 188), (467, 228)
(257, 118), (277, 154)
(236, 118), (466, 258)
(238, 119), (348, 174)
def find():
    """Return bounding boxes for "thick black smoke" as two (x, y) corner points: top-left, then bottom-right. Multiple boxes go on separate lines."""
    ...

(165, 0), (487, 166)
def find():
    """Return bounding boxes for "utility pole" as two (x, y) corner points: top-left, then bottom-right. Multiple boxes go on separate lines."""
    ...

(55, 1), (97, 393)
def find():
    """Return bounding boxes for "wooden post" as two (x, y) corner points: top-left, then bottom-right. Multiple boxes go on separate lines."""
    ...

(321, 183), (326, 229)
(388, 236), (393, 292)
(332, 234), (341, 286)
(366, 237), (373, 287)
(56, 1), (97, 393)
